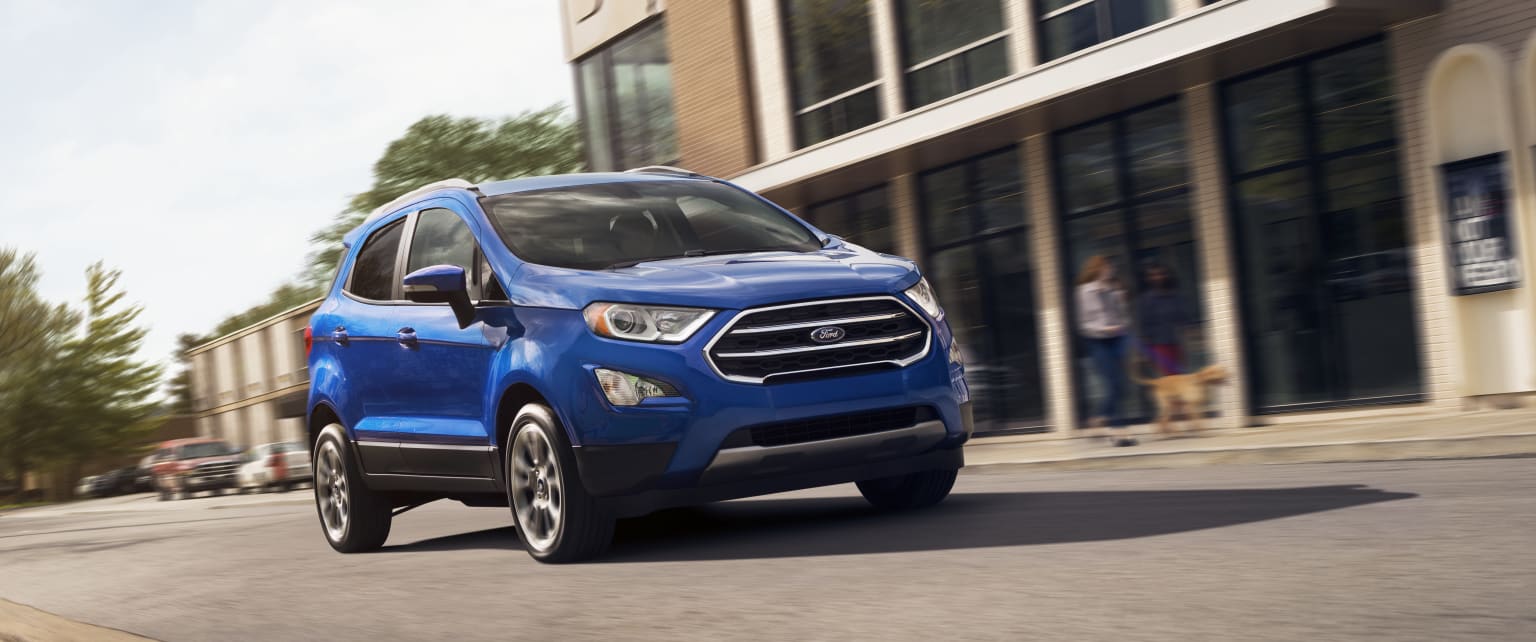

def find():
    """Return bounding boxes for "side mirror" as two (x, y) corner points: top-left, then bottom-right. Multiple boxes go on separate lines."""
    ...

(403, 265), (476, 328)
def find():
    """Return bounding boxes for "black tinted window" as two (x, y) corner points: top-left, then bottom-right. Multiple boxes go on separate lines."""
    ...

(484, 180), (820, 270)
(346, 219), (404, 301)
(408, 209), (476, 276)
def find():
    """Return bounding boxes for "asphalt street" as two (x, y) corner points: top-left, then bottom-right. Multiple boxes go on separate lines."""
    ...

(1, 459), (1532, 641)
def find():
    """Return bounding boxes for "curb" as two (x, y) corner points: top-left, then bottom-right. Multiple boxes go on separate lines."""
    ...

(964, 433), (1536, 472)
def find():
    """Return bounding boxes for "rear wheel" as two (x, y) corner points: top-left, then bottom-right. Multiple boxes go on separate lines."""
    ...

(856, 469), (958, 510)
(314, 425), (391, 553)
(505, 404), (613, 563)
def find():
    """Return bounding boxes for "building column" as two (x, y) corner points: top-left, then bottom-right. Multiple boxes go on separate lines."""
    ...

(1171, 0), (1205, 17)
(1023, 135), (1076, 432)
(889, 173), (924, 264)
(1182, 84), (1249, 427)
(869, 0), (906, 119)
(743, 0), (795, 161)
(1003, 0), (1037, 73)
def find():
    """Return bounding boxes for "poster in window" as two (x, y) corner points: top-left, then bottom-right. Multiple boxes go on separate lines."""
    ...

(1443, 153), (1519, 295)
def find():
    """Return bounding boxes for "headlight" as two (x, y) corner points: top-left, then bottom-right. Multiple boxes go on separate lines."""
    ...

(904, 277), (945, 320)
(583, 303), (716, 343)
(594, 369), (681, 406)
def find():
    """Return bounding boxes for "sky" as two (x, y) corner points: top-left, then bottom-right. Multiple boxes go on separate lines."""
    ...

(0, 0), (571, 382)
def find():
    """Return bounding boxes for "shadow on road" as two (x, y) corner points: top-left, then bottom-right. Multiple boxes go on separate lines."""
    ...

(603, 484), (1415, 562)
(377, 484), (1414, 561)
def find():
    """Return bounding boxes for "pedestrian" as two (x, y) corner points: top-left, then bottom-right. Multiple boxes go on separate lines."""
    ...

(1136, 262), (1192, 376)
(1076, 255), (1136, 447)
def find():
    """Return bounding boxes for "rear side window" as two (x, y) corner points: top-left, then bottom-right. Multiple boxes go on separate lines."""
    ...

(346, 219), (405, 301)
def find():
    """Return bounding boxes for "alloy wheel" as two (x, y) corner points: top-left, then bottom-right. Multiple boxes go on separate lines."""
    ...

(510, 425), (563, 551)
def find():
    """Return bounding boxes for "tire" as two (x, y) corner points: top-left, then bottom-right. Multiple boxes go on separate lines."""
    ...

(158, 490), (171, 502)
(505, 404), (613, 563)
(314, 425), (392, 553)
(856, 468), (958, 510)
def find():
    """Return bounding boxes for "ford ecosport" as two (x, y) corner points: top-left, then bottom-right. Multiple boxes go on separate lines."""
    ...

(306, 167), (972, 562)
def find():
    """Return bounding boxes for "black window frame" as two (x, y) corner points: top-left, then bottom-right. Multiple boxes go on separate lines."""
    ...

(1033, 0), (1173, 63)
(1051, 95), (1202, 427)
(780, 0), (884, 149)
(803, 184), (896, 255)
(1218, 35), (1422, 414)
(573, 18), (679, 172)
(344, 208), (507, 307)
(893, 0), (1012, 109)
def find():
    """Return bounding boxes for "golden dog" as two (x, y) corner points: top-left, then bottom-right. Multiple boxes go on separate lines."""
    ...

(1129, 363), (1229, 436)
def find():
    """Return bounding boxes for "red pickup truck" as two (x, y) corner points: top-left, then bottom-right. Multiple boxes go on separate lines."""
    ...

(149, 438), (243, 500)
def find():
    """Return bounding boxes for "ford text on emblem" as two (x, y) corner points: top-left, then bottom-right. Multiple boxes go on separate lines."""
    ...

(809, 326), (846, 344)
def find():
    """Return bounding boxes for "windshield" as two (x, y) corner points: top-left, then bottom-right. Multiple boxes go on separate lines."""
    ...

(483, 179), (822, 270)
(178, 442), (232, 459)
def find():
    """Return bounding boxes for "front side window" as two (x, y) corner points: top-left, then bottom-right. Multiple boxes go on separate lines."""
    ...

(1036, 0), (1171, 62)
(898, 0), (1010, 108)
(407, 208), (480, 299)
(784, 0), (882, 147)
(804, 186), (895, 254)
(576, 20), (678, 171)
(345, 219), (405, 302)
(483, 180), (821, 271)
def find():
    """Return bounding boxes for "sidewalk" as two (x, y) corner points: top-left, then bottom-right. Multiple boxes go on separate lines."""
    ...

(965, 405), (1536, 471)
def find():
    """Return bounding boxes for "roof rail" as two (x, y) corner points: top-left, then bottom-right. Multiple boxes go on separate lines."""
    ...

(624, 165), (705, 178)
(362, 178), (477, 226)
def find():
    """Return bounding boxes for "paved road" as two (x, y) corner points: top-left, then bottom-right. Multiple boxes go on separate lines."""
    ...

(2, 459), (1532, 641)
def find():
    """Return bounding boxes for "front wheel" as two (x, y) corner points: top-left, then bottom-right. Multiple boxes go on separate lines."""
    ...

(856, 468), (958, 510)
(505, 404), (613, 563)
(314, 425), (391, 553)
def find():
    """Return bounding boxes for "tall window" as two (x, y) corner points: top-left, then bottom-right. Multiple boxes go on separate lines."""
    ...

(919, 147), (1046, 431)
(576, 20), (678, 171)
(803, 186), (895, 254)
(1055, 99), (1202, 426)
(1221, 38), (1419, 411)
(1035, 0), (1170, 62)
(897, 0), (1010, 108)
(783, 0), (882, 148)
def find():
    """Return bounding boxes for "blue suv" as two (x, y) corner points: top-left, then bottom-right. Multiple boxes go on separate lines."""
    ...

(306, 167), (973, 562)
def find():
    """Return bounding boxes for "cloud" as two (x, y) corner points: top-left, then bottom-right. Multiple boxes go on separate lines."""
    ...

(0, 0), (572, 373)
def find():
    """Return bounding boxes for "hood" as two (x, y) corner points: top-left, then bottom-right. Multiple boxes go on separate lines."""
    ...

(506, 245), (921, 310)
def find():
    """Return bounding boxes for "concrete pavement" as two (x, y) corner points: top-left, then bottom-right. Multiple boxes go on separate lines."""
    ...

(967, 406), (1536, 470)
(2, 460), (1532, 641)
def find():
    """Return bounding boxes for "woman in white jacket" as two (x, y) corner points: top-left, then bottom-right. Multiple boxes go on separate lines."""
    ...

(1076, 255), (1136, 447)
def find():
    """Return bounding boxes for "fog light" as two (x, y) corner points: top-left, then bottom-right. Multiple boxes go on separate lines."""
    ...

(948, 340), (964, 366)
(594, 368), (679, 406)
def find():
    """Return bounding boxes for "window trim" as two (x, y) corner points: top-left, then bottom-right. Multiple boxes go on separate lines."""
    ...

(905, 32), (1010, 74)
(779, 0), (884, 148)
(1034, 0), (1174, 63)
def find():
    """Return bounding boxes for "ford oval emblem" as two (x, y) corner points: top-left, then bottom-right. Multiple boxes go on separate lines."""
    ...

(809, 326), (846, 344)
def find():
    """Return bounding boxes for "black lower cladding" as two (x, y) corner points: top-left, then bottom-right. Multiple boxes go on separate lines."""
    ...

(720, 406), (939, 449)
(604, 447), (964, 519)
(572, 442), (679, 497)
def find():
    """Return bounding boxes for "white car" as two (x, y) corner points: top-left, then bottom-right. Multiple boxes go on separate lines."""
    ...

(236, 442), (312, 493)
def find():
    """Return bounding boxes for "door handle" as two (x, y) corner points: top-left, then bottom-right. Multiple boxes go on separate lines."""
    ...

(396, 327), (418, 346)
(331, 327), (349, 346)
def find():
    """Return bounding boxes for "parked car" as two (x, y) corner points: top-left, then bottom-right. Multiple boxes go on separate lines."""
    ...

(237, 442), (312, 493)
(307, 169), (972, 562)
(87, 466), (142, 497)
(148, 438), (243, 500)
(74, 475), (98, 498)
(132, 453), (160, 493)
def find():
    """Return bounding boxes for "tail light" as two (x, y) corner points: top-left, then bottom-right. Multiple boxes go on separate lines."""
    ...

(304, 326), (313, 358)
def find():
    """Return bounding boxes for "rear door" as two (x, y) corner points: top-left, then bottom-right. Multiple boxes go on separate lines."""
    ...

(331, 216), (411, 473)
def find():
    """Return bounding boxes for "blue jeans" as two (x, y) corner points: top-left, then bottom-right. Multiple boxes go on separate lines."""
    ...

(1085, 335), (1128, 427)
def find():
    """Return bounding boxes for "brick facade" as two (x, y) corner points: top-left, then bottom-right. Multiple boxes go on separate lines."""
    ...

(666, 0), (758, 177)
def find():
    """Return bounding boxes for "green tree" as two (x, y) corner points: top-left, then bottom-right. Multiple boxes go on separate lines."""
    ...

(304, 105), (584, 286)
(0, 249), (77, 488)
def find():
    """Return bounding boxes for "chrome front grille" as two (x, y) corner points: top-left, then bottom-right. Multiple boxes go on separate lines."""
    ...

(191, 462), (237, 478)
(705, 296), (931, 384)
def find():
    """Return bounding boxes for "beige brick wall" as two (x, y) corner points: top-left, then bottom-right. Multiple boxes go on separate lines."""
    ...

(1182, 84), (1249, 427)
(1389, 0), (1536, 407)
(1003, 0), (1037, 71)
(668, 0), (757, 178)
(889, 174), (923, 263)
(1023, 135), (1076, 431)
